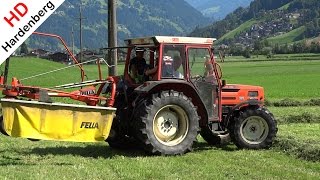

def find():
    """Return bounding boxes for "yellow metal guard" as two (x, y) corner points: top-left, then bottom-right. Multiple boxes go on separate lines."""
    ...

(1, 99), (116, 142)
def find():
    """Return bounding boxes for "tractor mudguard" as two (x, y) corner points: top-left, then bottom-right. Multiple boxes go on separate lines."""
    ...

(224, 99), (263, 127)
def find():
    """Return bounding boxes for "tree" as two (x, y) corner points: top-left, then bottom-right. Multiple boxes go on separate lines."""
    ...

(20, 42), (28, 55)
(243, 47), (251, 58)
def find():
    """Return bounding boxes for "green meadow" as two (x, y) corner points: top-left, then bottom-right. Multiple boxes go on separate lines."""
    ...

(0, 55), (319, 179)
(221, 59), (320, 101)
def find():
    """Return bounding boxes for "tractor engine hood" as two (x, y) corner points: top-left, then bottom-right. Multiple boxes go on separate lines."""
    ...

(221, 84), (265, 106)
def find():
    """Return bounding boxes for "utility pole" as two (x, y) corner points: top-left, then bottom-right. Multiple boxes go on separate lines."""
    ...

(78, 2), (86, 63)
(71, 26), (75, 55)
(108, 0), (117, 76)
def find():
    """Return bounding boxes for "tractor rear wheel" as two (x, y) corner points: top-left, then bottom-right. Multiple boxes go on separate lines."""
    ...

(106, 94), (140, 150)
(135, 90), (199, 155)
(229, 107), (277, 149)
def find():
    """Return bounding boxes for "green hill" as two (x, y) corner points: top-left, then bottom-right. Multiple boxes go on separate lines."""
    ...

(190, 0), (320, 48)
(217, 19), (258, 43)
(267, 26), (306, 45)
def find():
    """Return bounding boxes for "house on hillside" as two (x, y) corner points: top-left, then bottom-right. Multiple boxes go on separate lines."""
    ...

(29, 49), (51, 58)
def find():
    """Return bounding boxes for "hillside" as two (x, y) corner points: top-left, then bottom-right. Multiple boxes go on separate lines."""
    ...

(28, 0), (209, 51)
(185, 0), (253, 19)
(190, 0), (320, 48)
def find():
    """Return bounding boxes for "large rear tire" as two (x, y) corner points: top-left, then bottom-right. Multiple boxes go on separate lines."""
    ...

(229, 107), (277, 149)
(135, 90), (199, 155)
(106, 94), (139, 150)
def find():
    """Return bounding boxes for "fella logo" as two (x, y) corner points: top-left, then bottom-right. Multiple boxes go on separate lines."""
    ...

(80, 122), (99, 129)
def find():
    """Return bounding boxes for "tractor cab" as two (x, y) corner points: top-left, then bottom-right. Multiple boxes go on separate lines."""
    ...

(122, 36), (222, 122)
(123, 36), (220, 83)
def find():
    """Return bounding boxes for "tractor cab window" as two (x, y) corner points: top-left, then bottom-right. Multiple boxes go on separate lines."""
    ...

(188, 48), (215, 79)
(161, 45), (185, 79)
(128, 47), (154, 83)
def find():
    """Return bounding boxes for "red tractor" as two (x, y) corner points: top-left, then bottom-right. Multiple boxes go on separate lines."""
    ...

(0, 34), (277, 155)
(106, 36), (277, 154)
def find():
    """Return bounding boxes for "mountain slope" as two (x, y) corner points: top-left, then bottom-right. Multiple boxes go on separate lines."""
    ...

(185, 0), (253, 19)
(266, 26), (306, 45)
(29, 0), (209, 51)
(190, 0), (320, 47)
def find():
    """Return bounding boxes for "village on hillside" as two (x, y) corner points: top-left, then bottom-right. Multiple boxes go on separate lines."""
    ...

(224, 10), (301, 46)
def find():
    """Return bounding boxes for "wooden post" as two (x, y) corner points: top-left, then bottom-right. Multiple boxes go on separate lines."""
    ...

(4, 58), (10, 85)
(108, 0), (117, 76)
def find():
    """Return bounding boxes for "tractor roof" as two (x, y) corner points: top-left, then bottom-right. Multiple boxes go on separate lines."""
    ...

(125, 36), (216, 46)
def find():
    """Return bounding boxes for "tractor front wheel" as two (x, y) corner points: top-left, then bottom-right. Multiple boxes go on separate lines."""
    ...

(135, 90), (199, 155)
(229, 107), (277, 149)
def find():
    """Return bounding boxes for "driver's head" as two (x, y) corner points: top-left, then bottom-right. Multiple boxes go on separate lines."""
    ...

(135, 47), (145, 59)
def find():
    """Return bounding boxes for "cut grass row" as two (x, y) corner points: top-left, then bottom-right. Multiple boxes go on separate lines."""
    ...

(275, 124), (320, 162)
(267, 106), (320, 161)
(269, 106), (320, 124)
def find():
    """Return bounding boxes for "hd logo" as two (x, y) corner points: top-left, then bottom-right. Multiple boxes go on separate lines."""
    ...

(80, 122), (99, 129)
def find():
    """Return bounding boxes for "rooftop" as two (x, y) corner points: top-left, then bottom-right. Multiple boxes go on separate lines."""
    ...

(125, 36), (216, 46)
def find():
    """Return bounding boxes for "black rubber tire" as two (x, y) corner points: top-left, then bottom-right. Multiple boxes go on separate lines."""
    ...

(0, 116), (9, 136)
(106, 94), (139, 150)
(200, 126), (221, 145)
(135, 90), (199, 155)
(229, 107), (277, 149)
(106, 112), (141, 150)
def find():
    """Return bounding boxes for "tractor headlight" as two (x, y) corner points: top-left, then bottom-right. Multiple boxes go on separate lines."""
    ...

(248, 91), (258, 97)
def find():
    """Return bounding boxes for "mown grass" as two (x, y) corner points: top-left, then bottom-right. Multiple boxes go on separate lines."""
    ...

(0, 134), (320, 179)
(266, 106), (320, 161)
(269, 106), (320, 123)
(275, 124), (320, 162)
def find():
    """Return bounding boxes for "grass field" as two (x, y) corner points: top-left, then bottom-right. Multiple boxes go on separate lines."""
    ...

(0, 55), (320, 179)
(5, 55), (320, 101)
(222, 60), (320, 100)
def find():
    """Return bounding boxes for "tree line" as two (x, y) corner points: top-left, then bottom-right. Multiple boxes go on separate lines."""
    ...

(227, 40), (320, 58)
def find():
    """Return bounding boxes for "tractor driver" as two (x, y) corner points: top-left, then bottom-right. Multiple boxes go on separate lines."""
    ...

(204, 55), (214, 76)
(129, 47), (147, 83)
